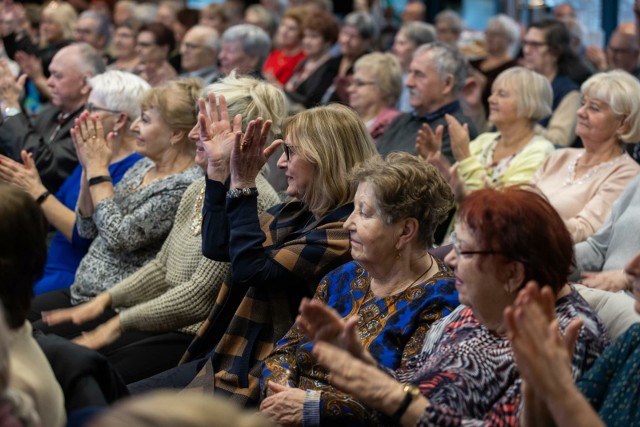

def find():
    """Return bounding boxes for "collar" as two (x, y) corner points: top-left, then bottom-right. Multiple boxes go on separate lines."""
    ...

(412, 100), (460, 122)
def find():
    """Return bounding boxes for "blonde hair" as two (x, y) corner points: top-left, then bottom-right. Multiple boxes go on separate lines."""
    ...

(581, 70), (640, 143)
(354, 52), (403, 106)
(493, 66), (552, 122)
(140, 78), (202, 142)
(282, 104), (379, 217)
(88, 391), (274, 427)
(41, 1), (78, 46)
(202, 72), (286, 138)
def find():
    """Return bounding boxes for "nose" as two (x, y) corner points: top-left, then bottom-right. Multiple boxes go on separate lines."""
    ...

(130, 117), (140, 133)
(343, 210), (356, 231)
(576, 104), (587, 118)
(444, 248), (457, 271)
(276, 150), (287, 169)
(188, 122), (199, 142)
(46, 75), (54, 88)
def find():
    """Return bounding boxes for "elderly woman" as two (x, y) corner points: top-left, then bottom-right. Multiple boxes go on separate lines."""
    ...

(533, 71), (640, 243)
(108, 20), (141, 73)
(302, 187), (608, 425)
(129, 104), (378, 404)
(260, 153), (459, 425)
(28, 79), (203, 326)
(347, 53), (402, 142)
(470, 14), (520, 118)
(135, 22), (177, 87)
(321, 12), (377, 105)
(262, 7), (307, 85)
(0, 184), (65, 427)
(419, 67), (554, 201)
(39, 75), (284, 384)
(522, 19), (583, 147)
(284, 10), (340, 110)
(0, 71), (149, 295)
(508, 251), (640, 427)
(219, 24), (272, 78)
(391, 21), (435, 112)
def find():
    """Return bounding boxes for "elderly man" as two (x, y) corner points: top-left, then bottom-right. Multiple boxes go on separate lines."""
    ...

(75, 11), (112, 58)
(376, 42), (477, 163)
(586, 29), (640, 78)
(0, 43), (105, 193)
(435, 10), (463, 46)
(218, 24), (271, 77)
(179, 25), (220, 85)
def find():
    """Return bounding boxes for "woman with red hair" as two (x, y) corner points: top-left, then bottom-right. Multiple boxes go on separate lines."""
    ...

(294, 187), (609, 426)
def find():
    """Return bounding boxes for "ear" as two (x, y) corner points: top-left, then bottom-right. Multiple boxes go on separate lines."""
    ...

(441, 73), (455, 96)
(80, 75), (92, 96)
(395, 217), (420, 252)
(617, 115), (630, 139)
(113, 112), (129, 133)
(503, 261), (526, 295)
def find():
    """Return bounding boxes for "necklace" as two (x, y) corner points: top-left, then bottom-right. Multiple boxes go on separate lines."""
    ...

(564, 151), (626, 186)
(190, 185), (205, 236)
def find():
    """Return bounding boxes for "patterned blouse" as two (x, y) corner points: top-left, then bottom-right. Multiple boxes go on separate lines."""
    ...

(71, 158), (202, 304)
(261, 260), (459, 426)
(398, 287), (609, 427)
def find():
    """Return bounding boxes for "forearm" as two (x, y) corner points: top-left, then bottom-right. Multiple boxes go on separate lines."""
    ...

(201, 178), (230, 260)
(86, 167), (115, 207)
(40, 194), (76, 241)
(545, 386), (604, 427)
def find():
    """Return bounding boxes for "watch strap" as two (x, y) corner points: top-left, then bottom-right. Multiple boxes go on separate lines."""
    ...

(390, 384), (420, 424)
(88, 175), (113, 187)
(226, 187), (258, 198)
(35, 190), (51, 204)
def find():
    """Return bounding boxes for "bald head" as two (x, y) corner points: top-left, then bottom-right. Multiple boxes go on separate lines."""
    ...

(607, 30), (640, 73)
(180, 25), (220, 72)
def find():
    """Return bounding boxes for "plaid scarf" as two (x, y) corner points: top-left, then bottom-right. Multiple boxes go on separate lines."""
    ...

(180, 200), (353, 406)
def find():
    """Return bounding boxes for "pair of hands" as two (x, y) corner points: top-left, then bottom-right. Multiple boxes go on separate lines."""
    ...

(0, 59), (26, 109)
(70, 111), (113, 176)
(194, 92), (279, 188)
(415, 114), (471, 203)
(40, 294), (119, 350)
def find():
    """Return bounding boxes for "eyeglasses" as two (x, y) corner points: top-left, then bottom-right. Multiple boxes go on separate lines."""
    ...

(607, 46), (636, 55)
(522, 39), (547, 49)
(283, 144), (298, 160)
(349, 79), (376, 87)
(85, 103), (121, 115)
(450, 231), (500, 258)
(182, 42), (205, 50)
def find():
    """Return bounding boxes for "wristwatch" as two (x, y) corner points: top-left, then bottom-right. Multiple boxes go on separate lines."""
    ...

(3, 106), (20, 119)
(391, 383), (421, 423)
(226, 187), (258, 198)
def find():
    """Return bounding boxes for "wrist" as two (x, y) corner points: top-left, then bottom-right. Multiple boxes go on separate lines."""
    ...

(97, 292), (113, 309)
(230, 179), (257, 190)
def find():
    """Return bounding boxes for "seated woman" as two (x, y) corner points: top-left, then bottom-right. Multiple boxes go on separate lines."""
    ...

(260, 153), (459, 425)
(533, 71), (640, 243)
(29, 79), (203, 326)
(570, 174), (640, 292)
(40, 75), (285, 384)
(0, 183), (65, 427)
(0, 70), (150, 295)
(129, 104), (378, 405)
(108, 20), (141, 73)
(507, 251), (640, 426)
(134, 22), (177, 87)
(419, 67), (554, 201)
(347, 52), (402, 143)
(300, 187), (608, 425)
(262, 7), (307, 85)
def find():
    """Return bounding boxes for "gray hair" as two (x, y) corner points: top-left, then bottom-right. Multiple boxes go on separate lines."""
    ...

(134, 3), (158, 24)
(414, 42), (468, 95)
(88, 70), (150, 122)
(222, 24), (272, 71)
(435, 10), (463, 34)
(343, 11), (379, 41)
(354, 53), (403, 106)
(69, 42), (107, 76)
(487, 14), (520, 55)
(78, 10), (112, 48)
(493, 67), (552, 122)
(399, 21), (436, 47)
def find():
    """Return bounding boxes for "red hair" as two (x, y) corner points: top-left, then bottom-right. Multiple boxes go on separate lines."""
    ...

(458, 187), (574, 293)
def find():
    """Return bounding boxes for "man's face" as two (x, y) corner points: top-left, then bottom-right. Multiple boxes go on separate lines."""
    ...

(607, 32), (640, 73)
(405, 50), (451, 115)
(74, 16), (105, 50)
(218, 40), (256, 75)
(46, 47), (90, 112)
(180, 28), (217, 72)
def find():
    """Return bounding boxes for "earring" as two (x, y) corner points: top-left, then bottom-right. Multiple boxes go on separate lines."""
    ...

(113, 130), (119, 138)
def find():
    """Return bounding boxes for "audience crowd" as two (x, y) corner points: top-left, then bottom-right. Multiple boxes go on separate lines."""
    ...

(0, 0), (640, 426)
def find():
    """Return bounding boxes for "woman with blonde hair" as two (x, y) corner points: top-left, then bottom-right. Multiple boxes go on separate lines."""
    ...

(348, 52), (402, 142)
(129, 103), (378, 405)
(39, 75), (284, 384)
(29, 79), (203, 329)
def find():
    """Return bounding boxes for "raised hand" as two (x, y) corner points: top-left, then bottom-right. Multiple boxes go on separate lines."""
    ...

(445, 114), (471, 162)
(0, 59), (26, 109)
(415, 122), (443, 159)
(0, 151), (46, 199)
(70, 111), (112, 175)
(229, 117), (272, 189)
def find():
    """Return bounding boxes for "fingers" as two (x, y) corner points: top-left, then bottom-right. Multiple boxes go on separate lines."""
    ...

(16, 73), (27, 90)
(41, 309), (73, 326)
(218, 94), (229, 123)
(207, 91), (219, 122)
(232, 114), (242, 134)
(264, 138), (283, 160)
(197, 112), (209, 142)
(267, 381), (288, 393)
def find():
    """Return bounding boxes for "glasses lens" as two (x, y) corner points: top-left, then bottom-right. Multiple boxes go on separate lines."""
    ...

(283, 144), (290, 160)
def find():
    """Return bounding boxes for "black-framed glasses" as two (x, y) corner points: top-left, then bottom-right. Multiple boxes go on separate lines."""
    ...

(85, 102), (121, 115)
(283, 144), (298, 160)
(450, 231), (500, 258)
(522, 39), (547, 49)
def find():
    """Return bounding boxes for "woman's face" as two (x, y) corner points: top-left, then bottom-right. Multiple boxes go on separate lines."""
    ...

(391, 29), (416, 71)
(445, 222), (515, 327)
(40, 12), (64, 43)
(348, 68), (384, 115)
(136, 31), (165, 64)
(130, 107), (173, 161)
(487, 80), (520, 127)
(343, 181), (400, 267)
(339, 24), (369, 59)
(302, 29), (329, 58)
(113, 26), (137, 59)
(276, 136), (316, 200)
(523, 27), (555, 73)
(575, 95), (625, 145)
(276, 17), (303, 49)
(625, 252), (640, 313)
(485, 22), (509, 56)
(187, 119), (208, 170)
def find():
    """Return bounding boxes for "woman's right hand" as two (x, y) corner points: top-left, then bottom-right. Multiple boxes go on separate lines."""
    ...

(0, 151), (46, 199)
(197, 92), (243, 183)
(41, 293), (111, 326)
(445, 114), (471, 162)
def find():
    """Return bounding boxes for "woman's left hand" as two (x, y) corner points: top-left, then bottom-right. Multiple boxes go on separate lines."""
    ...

(259, 382), (305, 426)
(0, 151), (47, 199)
(445, 114), (471, 162)
(580, 270), (631, 292)
(71, 111), (112, 174)
(72, 316), (121, 350)
(229, 117), (272, 189)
